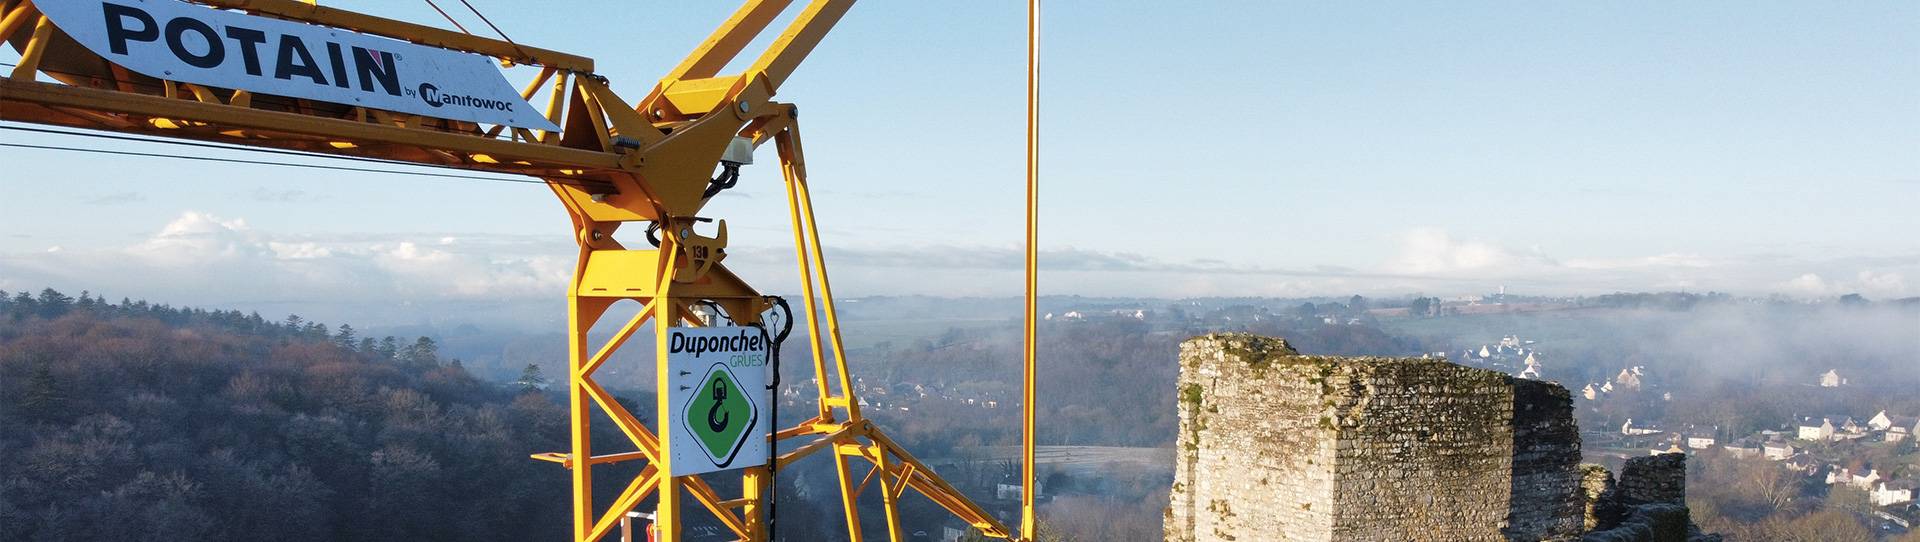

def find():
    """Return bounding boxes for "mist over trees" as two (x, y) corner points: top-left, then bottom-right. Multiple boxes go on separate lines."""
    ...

(0, 289), (582, 541)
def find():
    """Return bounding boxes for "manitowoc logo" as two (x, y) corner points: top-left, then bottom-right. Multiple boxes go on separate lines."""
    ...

(35, 0), (559, 131)
(417, 83), (517, 112)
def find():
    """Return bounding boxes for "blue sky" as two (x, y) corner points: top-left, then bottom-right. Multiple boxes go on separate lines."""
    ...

(2, 1), (1915, 320)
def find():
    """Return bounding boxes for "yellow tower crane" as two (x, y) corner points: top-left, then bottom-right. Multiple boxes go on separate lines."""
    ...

(0, 0), (1039, 540)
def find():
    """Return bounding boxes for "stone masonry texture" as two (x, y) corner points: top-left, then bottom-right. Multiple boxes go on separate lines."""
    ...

(1166, 334), (1712, 542)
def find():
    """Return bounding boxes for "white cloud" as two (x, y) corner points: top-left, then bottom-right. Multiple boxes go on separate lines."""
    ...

(1777, 271), (1909, 298)
(1782, 273), (1830, 296)
(0, 211), (574, 324)
(1390, 228), (1552, 275)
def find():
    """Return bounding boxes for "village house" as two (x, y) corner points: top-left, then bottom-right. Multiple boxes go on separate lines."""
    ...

(1614, 367), (1644, 391)
(1517, 358), (1542, 379)
(1785, 457), (1821, 474)
(1621, 418), (1663, 436)
(1799, 415), (1861, 442)
(1723, 440), (1762, 459)
(1868, 410), (1920, 442)
(1685, 430), (1718, 450)
(1820, 369), (1848, 387)
(1828, 465), (1883, 491)
(1874, 480), (1920, 507)
(1763, 442), (1796, 461)
(1799, 417), (1837, 441)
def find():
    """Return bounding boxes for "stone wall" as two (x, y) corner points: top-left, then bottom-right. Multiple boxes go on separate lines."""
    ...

(1325, 354), (1516, 541)
(1615, 454), (1687, 507)
(1506, 379), (1587, 541)
(1167, 334), (1574, 542)
(1167, 335), (1337, 541)
(1166, 333), (1711, 542)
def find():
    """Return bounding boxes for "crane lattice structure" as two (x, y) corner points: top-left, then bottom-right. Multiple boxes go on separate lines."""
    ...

(0, 0), (1029, 540)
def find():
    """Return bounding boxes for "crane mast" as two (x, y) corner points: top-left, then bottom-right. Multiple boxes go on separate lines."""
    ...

(0, 0), (1023, 540)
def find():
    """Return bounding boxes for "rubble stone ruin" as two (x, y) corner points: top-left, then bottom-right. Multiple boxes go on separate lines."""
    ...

(1166, 333), (1718, 542)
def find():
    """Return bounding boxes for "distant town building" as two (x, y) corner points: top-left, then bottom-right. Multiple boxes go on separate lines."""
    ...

(1723, 441), (1761, 459)
(1828, 466), (1882, 491)
(1685, 431), (1717, 450)
(1868, 411), (1920, 438)
(1621, 418), (1662, 436)
(1614, 368), (1643, 391)
(1820, 369), (1848, 387)
(1799, 415), (1859, 442)
(1798, 418), (1833, 441)
(1874, 481), (1919, 507)
(1762, 442), (1796, 461)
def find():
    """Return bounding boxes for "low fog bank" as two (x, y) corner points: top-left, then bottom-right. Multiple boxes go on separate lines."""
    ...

(1656, 303), (1920, 383)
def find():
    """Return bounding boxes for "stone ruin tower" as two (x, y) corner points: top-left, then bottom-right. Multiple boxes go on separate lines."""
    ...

(1165, 334), (1715, 542)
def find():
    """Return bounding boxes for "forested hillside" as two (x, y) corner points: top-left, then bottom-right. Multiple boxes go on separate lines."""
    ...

(0, 289), (575, 541)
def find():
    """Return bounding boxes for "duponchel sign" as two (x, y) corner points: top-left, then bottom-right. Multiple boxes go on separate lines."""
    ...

(36, 0), (561, 131)
(667, 326), (771, 476)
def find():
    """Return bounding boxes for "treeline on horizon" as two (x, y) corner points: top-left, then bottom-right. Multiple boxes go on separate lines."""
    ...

(0, 288), (590, 541)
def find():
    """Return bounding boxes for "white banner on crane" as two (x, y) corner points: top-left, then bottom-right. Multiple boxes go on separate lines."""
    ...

(36, 0), (561, 132)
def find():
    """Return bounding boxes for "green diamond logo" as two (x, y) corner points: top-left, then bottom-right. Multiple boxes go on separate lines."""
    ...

(681, 363), (759, 468)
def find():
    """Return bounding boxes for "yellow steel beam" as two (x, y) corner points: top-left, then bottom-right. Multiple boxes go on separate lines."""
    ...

(1021, 2), (1042, 540)
(863, 427), (1013, 538)
(580, 299), (658, 376)
(564, 290), (602, 542)
(777, 125), (838, 422)
(875, 445), (905, 542)
(652, 236), (684, 542)
(792, 158), (863, 422)
(0, 2), (39, 45)
(0, 80), (625, 171)
(741, 0), (855, 97)
(664, 0), (792, 82)
(8, 13), (50, 81)
(587, 466), (661, 542)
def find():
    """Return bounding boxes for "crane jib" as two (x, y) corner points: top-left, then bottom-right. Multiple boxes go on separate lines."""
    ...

(33, 0), (561, 132)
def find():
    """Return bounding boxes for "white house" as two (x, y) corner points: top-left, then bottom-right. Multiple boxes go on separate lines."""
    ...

(1799, 415), (1859, 442)
(1621, 418), (1663, 436)
(1799, 417), (1836, 441)
(1820, 369), (1847, 387)
(1763, 442), (1796, 461)
(1685, 431), (1717, 450)
(1518, 362), (1542, 380)
(1868, 411), (1920, 442)
(1614, 368), (1643, 391)
(1869, 410), (1899, 431)
(1828, 467), (1882, 491)
(1874, 481), (1919, 507)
